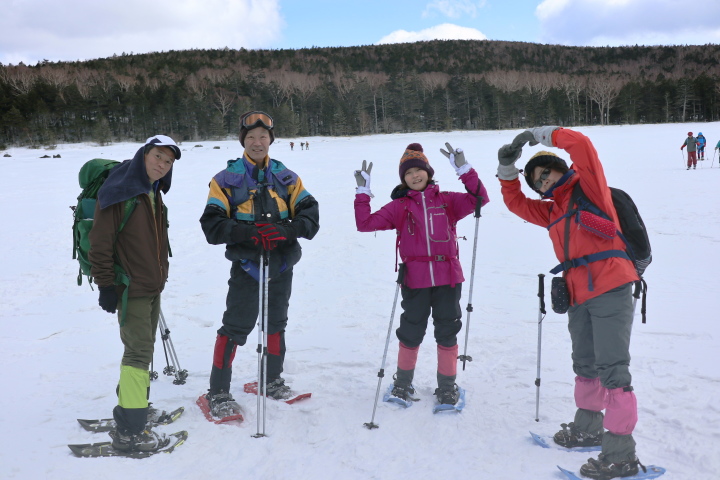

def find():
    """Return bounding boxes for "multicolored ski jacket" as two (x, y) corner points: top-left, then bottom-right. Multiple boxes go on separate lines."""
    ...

(200, 154), (319, 274)
(355, 169), (489, 289)
(500, 128), (638, 306)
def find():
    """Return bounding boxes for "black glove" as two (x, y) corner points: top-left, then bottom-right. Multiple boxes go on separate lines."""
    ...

(98, 285), (118, 314)
(231, 223), (259, 245)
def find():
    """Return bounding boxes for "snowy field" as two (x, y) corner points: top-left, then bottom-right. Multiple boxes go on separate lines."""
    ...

(1, 123), (718, 479)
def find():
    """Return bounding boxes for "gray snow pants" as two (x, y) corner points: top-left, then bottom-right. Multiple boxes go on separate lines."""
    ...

(568, 283), (633, 389)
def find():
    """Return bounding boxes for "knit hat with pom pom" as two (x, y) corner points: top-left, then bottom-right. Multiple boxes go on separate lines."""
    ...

(399, 143), (434, 181)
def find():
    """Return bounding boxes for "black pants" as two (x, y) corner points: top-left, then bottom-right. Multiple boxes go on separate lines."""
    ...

(210, 261), (293, 393)
(396, 284), (462, 349)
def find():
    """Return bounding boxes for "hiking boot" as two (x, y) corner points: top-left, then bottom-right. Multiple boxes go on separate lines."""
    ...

(265, 377), (293, 400)
(146, 405), (174, 426)
(553, 422), (603, 448)
(390, 382), (419, 402)
(109, 428), (169, 453)
(579, 453), (643, 479)
(206, 391), (242, 418)
(434, 383), (460, 405)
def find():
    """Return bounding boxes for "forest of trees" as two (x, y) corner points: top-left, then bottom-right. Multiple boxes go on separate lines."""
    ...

(1, 40), (720, 148)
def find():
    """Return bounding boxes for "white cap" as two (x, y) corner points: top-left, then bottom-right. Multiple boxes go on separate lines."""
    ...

(145, 134), (181, 160)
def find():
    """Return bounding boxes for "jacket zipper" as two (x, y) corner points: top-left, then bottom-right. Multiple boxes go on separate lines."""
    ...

(420, 192), (435, 286)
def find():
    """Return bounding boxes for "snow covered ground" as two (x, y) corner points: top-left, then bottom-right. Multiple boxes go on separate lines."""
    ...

(1, 123), (718, 479)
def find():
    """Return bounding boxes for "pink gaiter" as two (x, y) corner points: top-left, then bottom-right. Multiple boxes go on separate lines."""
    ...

(604, 387), (638, 435)
(437, 344), (459, 377)
(574, 376), (608, 411)
(397, 342), (419, 370)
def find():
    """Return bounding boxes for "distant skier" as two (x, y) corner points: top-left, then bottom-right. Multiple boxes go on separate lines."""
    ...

(680, 132), (698, 169)
(290, 141), (294, 151)
(696, 132), (706, 160)
(354, 142), (489, 408)
(496, 127), (646, 479)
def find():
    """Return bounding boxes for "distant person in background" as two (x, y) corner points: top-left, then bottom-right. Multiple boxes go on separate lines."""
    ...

(89, 135), (181, 453)
(199, 111), (320, 418)
(300, 142), (305, 150)
(680, 132), (698, 170)
(305, 141), (310, 150)
(696, 132), (706, 160)
(290, 141), (294, 151)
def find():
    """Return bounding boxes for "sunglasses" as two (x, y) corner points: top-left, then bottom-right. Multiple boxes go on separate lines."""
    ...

(242, 112), (274, 130)
(533, 168), (551, 190)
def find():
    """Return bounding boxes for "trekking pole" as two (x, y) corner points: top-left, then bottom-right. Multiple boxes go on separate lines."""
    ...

(712, 149), (717, 168)
(159, 309), (188, 385)
(253, 251), (270, 438)
(680, 151), (686, 168)
(363, 267), (403, 430)
(458, 196), (484, 370)
(535, 274), (546, 422)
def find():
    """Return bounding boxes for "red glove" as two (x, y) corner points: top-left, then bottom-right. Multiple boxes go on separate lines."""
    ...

(254, 223), (287, 251)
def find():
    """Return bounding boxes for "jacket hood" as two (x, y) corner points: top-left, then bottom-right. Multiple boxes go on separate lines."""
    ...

(97, 145), (172, 209)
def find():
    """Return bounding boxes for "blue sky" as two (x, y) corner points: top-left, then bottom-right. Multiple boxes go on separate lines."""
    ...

(1, 0), (720, 66)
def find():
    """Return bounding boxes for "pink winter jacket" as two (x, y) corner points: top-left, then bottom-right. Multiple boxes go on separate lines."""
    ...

(355, 169), (489, 289)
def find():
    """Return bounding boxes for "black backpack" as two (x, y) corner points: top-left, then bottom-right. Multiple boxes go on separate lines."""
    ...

(549, 183), (651, 322)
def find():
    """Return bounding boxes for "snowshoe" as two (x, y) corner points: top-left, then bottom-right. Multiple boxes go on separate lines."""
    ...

(265, 377), (293, 400)
(109, 428), (170, 453)
(434, 383), (460, 405)
(554, 422), (603, 449)
(579, 453), (644, 479)
(206, 391), (242, 418)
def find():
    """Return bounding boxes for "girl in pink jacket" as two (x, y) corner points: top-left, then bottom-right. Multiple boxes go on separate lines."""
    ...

(354, 143), (489, 407)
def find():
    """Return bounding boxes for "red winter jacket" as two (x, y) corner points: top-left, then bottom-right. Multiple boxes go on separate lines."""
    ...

(500, 128), (638, 305)
(355, 169), (489, 289)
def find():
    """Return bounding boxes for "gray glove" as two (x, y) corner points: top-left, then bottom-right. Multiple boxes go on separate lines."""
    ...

(354, 160), (373, 196)
(440, 142), (471, 175)
(497, 131), (537, 166)
(528, 126), (560, 147)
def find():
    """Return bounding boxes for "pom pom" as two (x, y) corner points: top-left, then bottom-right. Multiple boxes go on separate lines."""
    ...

(406, 143), (423, 152)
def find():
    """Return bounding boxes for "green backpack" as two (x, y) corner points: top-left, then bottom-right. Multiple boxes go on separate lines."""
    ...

(71, 159), (137, 323)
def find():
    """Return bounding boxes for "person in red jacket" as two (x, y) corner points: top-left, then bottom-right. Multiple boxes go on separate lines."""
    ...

(496, 127), (643, 479)
(354, 143), (489, 407)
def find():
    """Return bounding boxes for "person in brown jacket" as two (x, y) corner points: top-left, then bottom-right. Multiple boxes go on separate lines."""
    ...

(88, 135), (180, 453)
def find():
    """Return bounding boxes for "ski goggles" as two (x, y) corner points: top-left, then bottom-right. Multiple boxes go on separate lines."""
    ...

(533, 168), (551, 190)
(242, 111), (274, 131)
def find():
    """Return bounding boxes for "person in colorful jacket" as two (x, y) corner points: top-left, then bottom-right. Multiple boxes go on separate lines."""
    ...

(354, 143), (489, 407)
(199, 111), (319, 418)
(680, 132), (698, 169)
(89, 135), (181, 453)
(696, 132), (706, 160)
(496, 127), (643, 479)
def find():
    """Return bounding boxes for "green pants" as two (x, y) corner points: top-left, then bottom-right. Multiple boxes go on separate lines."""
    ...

(113, 295), (160, 434)
(118, 295), (160, 369)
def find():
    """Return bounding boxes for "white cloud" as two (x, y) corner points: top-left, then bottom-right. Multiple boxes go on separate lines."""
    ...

(0, 0), (283, 65)
(422, 0), (487, 19)
(536, 0), (720, 46)
(377, 23), (487, 45)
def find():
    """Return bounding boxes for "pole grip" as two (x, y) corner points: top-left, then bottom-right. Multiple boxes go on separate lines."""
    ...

(537, 274), (545, 313)
(474, 196), (483, 218)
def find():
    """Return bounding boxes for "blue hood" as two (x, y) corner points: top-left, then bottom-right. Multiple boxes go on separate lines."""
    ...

(97, 145), (172, 209)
